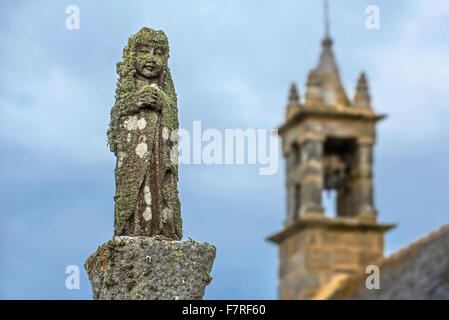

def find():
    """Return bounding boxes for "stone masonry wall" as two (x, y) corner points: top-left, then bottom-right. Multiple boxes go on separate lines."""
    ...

(278, 227), (384, 299)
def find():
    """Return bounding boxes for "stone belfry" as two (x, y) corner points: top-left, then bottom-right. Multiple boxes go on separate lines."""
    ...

(268, 2), (395, 300)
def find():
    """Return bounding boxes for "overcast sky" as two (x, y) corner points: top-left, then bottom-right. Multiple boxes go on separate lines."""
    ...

(1, 0), (449, 299)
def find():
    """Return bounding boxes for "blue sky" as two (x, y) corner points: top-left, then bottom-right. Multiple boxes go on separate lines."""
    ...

(1, 0), (449, 299)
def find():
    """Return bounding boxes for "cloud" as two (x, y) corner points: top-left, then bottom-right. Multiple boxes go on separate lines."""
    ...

(364, 1), (449, 153)
(1, 67), (111, 162)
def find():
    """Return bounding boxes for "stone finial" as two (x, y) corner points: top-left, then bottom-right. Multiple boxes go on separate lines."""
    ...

(288, 82), (300, 106)
(314, 4), (351, 107)
(107, 27), (182, 240)
(353, 72), (371, 107)
(305, 70), (323, 105)
(317, 36), (337, 77)
(324, 0), (330, 39)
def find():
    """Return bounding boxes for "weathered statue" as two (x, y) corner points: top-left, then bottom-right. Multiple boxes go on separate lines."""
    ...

(86, 28), (215, 300)
(107, 27), (182, 240)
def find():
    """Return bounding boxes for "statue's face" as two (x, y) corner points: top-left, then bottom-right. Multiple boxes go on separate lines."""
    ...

(134, 44), (167, 79)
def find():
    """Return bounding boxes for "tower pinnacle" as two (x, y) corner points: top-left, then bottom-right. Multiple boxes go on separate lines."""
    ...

(354, 72), (371, 106)
(312, 0), (350, 106)
(288, 82), (300, 106)
(324, 0), (330, 39)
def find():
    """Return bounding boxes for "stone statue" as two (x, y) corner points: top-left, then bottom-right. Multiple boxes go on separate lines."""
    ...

(86, 28), (215, 300)
(107, 27), (182, 240)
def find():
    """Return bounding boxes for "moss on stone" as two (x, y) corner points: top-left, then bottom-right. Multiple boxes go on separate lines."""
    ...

(166, 266), (174, 274)
(105, 277), (117, 288)
(108, 27), (182, 240)
(142, 266), (152, 277)
(126, 280), (137, 292)
(85, 237), (216, 300)
(123, 263), (134, 271)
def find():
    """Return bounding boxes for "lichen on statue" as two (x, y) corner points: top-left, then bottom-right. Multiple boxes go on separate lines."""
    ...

(107, 27), (182, 240)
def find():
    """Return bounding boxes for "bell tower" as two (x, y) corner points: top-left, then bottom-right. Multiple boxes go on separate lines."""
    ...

(268, 2), (395, 300)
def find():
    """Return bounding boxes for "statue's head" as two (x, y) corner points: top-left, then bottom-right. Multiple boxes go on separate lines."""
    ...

(118, 27), (170, 82)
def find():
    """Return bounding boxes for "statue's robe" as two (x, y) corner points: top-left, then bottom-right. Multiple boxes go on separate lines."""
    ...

(111, 70), (182, 240)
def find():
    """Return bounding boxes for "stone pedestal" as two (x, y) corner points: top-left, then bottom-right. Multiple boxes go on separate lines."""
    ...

(85, 236), (216, 300)
(267, 216), (394, 300)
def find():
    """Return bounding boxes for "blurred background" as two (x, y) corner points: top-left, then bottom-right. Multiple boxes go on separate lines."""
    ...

(1, 0), (449, 299)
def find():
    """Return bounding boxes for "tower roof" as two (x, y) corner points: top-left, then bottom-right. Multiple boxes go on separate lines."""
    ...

(310, 1), (349, 107)
(281, 1), (385, 133)
(316, 37), (339, 76)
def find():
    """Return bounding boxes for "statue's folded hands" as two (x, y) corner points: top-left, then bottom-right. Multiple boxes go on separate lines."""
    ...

(136, 85), (162, 112)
